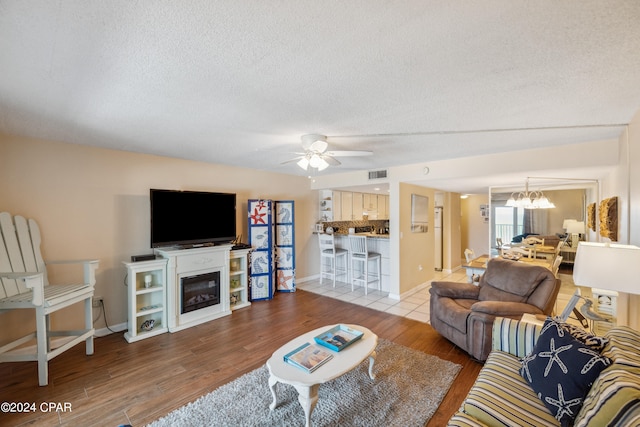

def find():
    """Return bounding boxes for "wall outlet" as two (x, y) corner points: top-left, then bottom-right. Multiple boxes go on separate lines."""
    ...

(92, 296), (103, 307)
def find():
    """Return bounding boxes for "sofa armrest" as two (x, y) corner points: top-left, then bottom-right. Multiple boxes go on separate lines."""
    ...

(472, 301), (544, 317)
(430, 281), (480, 299)
(491, 317), (543, 358)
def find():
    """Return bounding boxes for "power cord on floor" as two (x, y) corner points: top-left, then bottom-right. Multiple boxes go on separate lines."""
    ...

(93, 298), (118, 334)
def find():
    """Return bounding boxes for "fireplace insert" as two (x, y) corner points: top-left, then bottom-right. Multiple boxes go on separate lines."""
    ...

(181, 271), (220, 314)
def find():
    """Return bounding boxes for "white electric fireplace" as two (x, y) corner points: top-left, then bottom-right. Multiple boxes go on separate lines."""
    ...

(156, 245), (232, 332)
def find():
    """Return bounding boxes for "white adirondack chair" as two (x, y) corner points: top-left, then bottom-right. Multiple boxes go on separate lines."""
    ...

(0, 212), (98, 386)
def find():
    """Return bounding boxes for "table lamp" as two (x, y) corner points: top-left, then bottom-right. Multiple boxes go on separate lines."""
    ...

(560, 242), (640, 325)
(573, 242), (640, 295)
(565, 220), (585, 248)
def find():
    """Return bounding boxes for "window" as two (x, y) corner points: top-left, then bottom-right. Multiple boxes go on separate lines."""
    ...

(492, 206), (524, 245)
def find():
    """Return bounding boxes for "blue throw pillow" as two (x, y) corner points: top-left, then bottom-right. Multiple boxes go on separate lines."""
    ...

(520, 319), (611, 427)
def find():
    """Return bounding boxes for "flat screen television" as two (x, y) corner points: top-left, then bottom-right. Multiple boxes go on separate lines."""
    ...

(150, 189), (237, 248)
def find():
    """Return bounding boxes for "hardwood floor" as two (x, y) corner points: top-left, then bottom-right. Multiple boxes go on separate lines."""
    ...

(0, 290), (482, 426)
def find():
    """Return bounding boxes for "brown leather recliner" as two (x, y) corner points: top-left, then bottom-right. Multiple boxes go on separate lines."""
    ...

(429, 258), (560, 361)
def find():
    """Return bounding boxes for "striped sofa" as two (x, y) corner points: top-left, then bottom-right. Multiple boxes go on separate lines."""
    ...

(449, 317), (640, 427)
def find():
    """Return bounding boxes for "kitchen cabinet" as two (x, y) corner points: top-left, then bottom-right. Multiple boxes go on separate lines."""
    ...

(318, 190), (389, 221)
(378, 195), (389, 219)
(352, 192), (363, 220)
(333, 191), (342, 220)
(363, 193), (378, 219)
(341, 191), (353, 220)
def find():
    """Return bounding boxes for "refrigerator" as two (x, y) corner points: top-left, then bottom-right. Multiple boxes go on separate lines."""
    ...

(434, 206), (443, 271)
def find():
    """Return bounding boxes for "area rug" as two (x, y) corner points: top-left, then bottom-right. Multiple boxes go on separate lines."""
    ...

(147, 339), (461, 427)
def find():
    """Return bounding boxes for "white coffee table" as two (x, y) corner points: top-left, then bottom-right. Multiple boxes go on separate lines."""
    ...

(266, 324), (378, 427)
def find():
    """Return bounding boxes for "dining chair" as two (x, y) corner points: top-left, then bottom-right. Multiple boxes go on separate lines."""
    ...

(507, 246), (533, 259)
(348, 235), (381, 295)
(552, 255), (563, 277)
(523, 236), (544, 246)
(318, 233), (349, 287)
(464, 248), (475, 263)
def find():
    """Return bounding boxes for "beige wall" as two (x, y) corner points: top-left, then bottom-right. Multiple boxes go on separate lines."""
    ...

(611, 111), (640, 329)
(0, 134), (315, 344)
(460, 194), (490, 263)
(398, 183), (434, 294)
(440, 192), (462, 272)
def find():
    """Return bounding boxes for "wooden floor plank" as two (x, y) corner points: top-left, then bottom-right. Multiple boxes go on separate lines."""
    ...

(0, 289), (480, 426)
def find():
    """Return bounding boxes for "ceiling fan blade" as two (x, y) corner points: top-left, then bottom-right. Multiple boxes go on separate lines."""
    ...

(309, 140), (328, 153)
(280, 156), (304, 165)
(321, 155), (341, 166)
(326, 150), (373, 157)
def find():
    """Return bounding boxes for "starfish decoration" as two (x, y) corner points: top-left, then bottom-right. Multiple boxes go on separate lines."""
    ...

(250, 207), (267, 224)
(578, 347), (611, 374)
(277, 269), (294, 290)
(539, 337), (573, 376)
(520, 352), (538, 383)
(545, 383), (582, 421)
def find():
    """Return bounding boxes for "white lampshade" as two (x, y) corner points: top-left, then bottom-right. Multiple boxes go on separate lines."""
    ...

(563, 219), (577, 229)
(566, 221), (585, 234)
(573, 242), (640, 294)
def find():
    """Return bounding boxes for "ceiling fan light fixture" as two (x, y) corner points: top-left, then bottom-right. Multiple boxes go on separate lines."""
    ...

(308, 154), (330, 171)
(309, 154), (321, 168)
(317, 157), (330, 171)
(297, 157), (310, 170)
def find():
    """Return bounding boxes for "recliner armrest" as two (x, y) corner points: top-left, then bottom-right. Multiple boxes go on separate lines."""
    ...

(430, 281), (480, 299)
(471, 301), (543, 317)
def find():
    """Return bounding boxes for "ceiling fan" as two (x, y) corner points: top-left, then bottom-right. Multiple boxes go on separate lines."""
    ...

(283, 134), (373, 171)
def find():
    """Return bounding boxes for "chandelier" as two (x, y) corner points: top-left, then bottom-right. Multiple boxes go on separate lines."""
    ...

(505, 178), (555, 209)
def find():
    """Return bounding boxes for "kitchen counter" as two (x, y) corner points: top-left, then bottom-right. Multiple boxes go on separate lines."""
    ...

(352, 232), (389, 238)
(329, 234), (390, 292)
(313, 232), (389, 239)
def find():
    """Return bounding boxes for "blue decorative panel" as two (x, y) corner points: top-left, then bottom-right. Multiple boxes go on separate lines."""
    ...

(275, 200), (295, 292)
(248, 199), (274, 300)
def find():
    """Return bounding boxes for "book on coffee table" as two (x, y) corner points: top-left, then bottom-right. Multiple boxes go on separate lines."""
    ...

(314, 324), (364, 352)
(283, 342), (333, 373)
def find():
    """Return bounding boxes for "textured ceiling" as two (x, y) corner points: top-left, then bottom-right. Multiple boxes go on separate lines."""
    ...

(1, 1), (639, 192)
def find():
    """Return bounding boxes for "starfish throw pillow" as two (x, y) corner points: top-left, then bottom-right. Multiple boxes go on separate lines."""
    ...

(520, 319), (611, 427)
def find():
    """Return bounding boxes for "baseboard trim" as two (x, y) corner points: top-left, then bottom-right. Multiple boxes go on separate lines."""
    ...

(94, 322), (127, 337)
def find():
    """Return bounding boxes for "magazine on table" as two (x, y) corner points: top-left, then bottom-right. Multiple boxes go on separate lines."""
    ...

(314, 324), (364, 352)
(283, 342), (333, 373)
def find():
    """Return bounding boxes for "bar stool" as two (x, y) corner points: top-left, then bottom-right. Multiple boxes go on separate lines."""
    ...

(318, 233), (349, 286)
(348, 235), (381, 295)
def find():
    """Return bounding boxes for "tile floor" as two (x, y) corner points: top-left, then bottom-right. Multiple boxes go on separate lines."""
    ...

(297, 266), (577, 324)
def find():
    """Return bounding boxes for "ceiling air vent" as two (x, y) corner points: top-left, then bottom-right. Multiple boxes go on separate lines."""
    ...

(368, 169), (388, 180)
